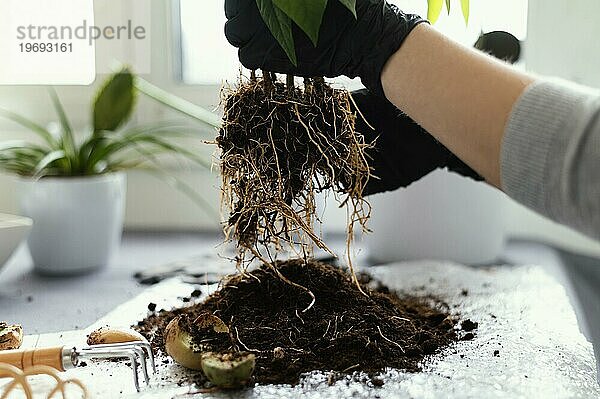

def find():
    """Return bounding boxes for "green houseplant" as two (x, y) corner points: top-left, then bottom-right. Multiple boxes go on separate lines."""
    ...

(0, 68), (216, 275)
(0, 68), (212, 179)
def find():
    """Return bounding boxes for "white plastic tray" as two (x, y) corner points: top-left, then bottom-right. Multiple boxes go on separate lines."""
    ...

(5, 261), (600, 398)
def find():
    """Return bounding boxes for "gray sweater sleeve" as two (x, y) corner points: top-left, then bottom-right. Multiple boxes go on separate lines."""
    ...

(501, 79), (600, 241)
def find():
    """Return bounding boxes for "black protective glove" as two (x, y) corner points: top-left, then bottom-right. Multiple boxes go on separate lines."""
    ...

(351, 89), (482, 195)
(225, 0), (426, 97)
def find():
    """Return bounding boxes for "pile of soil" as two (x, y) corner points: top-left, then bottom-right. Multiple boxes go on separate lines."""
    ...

(136, 259), (471, 386)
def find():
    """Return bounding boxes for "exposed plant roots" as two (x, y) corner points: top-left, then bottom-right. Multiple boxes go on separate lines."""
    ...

(218, 71), (372, 278)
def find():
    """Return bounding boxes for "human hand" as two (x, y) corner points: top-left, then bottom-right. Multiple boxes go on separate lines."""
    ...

(224, 0), (425, 97)
(351, 89), (482, 195)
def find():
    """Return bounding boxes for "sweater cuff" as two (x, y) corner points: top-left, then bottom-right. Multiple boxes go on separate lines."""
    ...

(500, 79), (595, 217)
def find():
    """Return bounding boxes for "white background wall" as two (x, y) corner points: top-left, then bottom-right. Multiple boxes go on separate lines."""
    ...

(1, 0), (600, 256)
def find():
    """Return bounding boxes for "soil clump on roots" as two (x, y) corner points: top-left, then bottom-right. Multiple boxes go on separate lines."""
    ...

(136, 259), (466, 387)
(218, 72), (371, 265)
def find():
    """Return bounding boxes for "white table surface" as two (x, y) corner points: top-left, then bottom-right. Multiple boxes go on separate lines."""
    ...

(3, 258), (600, 398)
(1, 232), (600, 398)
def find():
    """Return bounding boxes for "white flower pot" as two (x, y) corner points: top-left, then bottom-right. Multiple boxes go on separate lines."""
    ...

(15, 173), (126, 275)
(366, 170), (507, 265)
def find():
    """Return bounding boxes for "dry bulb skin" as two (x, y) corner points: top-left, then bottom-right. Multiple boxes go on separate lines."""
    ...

(0, 322), (23, 351)
(86, 327), (145, 345)
(218, 71), (372, 286)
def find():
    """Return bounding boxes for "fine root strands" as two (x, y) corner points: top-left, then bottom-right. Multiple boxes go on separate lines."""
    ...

(218, 72), (372, 271)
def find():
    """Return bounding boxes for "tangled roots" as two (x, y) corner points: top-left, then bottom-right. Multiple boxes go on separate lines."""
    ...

(218, 72), (372, 271)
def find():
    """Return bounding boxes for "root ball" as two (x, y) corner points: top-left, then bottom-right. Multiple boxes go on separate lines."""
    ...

(218, 73), (371, 264)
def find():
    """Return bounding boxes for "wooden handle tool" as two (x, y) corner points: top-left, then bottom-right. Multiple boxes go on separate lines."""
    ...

(0, 346), (73, 378)
(0, 341), (155, 392)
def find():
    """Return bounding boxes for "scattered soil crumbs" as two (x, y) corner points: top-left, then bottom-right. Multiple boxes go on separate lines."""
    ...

(136, 259), (471, 387)
(461, 319), (478, 332)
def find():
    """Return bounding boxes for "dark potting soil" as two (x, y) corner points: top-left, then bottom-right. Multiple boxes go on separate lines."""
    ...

(135, 259), (472, 386)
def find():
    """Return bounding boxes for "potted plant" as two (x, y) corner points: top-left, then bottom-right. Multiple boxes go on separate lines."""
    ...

(0, 68), (214, 275)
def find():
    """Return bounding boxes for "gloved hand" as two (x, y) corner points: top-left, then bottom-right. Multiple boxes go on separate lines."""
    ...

(225, 0), (426, 97)
(351, 89), (482, 195)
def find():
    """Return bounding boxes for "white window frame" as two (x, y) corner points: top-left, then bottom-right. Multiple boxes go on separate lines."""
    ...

(0, 0), (222, 139)
(0, 0), (224, 230)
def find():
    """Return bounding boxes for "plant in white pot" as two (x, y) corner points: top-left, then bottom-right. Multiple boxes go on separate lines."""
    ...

(0, 68), (213, 275)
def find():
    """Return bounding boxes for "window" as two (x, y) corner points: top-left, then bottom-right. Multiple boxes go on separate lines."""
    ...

(178, 0), (240, 84)
(390, 0), (528, 44)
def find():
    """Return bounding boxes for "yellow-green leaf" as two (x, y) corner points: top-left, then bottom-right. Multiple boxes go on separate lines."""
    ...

(445, 0), (451, 14)
(460, 0), (470, 24)
(338, 0), (357, 18)
(427, 0), (444, 24)
(272, 0), (327, 47)
(256, 0), (297, 66)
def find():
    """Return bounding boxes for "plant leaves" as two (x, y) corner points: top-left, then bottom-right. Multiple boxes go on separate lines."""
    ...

(128, 135), (212, 169)
(427, 0), (444, 24)
(338, 0), (357, 18)
(256, 0), (297, 66)
(33, 150), (66, 178)
(446, 0), (451, 14)
(272, 0), (327, 46)
(460, 0), (470, 24)
(48, 88), (74, 143)
(85, 129), (212, 174)
(93, 68), (136, 134)
(0, 109), (57, 148)
(0, 146), (44, 175)
(0, 140), (33, 152)
(134, 76), (222, 129)
(48, 88), (77, 172)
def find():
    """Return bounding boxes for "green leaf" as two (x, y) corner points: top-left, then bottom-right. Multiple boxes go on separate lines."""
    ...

(134, 76), (222, 129)
(0, 145), (47, 176)
(272, 0), (327, 47)
(85, 128), (212, 174)
(48, 88), (74, 144)
(338, 0), (357, 18)
(0, 108), (57, 148)
(0, 140), (32, 152)
(256, 0), (297, 66)
(126, 134), (212, 169)
(93, 68), (135, 134)
(85, 139), (132, 173)
(445, 0), (451, 14)
(460, 0), (470, 24)
(427, 0), (444, 24)
(146, 138), (209, 167)
(48, 88), (77, 171)
(33, 150), (66, 178)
